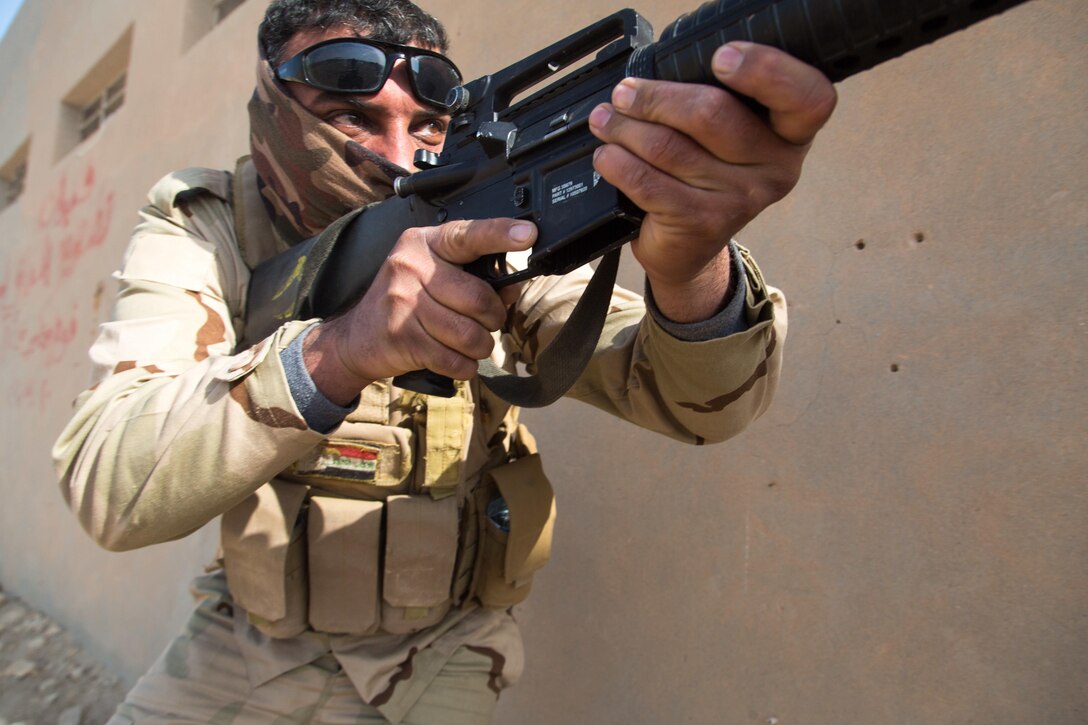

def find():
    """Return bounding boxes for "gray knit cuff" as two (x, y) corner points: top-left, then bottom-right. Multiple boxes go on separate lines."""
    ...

(280, 323), (356, 434)
(645, 241), (750, 342)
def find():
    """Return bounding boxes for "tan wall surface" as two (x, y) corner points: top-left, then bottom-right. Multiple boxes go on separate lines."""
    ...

(0, 0), (271, 685)
(1, 1), (1084, 723)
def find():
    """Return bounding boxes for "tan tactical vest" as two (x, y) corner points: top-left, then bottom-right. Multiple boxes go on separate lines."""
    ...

(211, 159), (556, 639)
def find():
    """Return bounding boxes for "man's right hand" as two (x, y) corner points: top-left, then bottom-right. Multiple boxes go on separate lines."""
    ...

(301, 218), (536, 406)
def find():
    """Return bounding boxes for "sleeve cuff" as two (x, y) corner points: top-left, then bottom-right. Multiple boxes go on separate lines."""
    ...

(280, 323), (356, 434)
(645, 240), (750, 342)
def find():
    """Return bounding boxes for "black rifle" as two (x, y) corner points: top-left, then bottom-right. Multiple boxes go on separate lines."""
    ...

(244, 0), (1032, 406)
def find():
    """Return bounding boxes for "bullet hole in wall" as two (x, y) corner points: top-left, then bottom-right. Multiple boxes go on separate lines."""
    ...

(855, 239), (866, 250)
(93, 281), (105, 316)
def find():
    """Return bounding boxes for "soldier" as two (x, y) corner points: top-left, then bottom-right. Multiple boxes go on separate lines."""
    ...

(53, 0), (835, 722)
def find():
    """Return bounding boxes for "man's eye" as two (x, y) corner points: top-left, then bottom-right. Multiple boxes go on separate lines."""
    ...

(414, 118), (448, 141)
(327, 112), (368, 130)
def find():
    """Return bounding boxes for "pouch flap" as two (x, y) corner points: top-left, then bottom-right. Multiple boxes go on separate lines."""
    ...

(307, 496), (383, 634)
(491, 454), (555, 585)
(345, 381), (392, 423)
(383, 495), (459, 608)
(221, 480), (308, 620)
(416, 389), (471, 498)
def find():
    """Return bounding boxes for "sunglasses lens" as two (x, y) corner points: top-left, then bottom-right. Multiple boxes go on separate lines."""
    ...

(304, 43), (387, 92)
(412, 55), (461, 107)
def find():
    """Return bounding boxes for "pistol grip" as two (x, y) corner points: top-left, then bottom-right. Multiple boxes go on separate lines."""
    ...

(393, 369), (458, 398)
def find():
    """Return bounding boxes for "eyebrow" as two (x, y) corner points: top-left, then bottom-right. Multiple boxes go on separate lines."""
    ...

(310, 91), (449, 120)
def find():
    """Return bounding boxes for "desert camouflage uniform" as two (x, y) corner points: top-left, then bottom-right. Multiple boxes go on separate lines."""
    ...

(53, 159), (787, 723)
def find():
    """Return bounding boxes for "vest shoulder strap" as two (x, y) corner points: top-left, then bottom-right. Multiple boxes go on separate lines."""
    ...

(232, 155), (292, 270)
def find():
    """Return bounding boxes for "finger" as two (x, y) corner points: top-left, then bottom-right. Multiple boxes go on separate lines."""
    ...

(409, 328), (482, 381)
(592, 142), (751, 280)
(498, 281), (524, 309)
(413, 290), (498, 365)
(427, 265), (509, 331)
(382, 232), (509, 331)
(593, 140), (779, 231)
(594, 139), (711, 218)
(604, 76), (792, 166)
(374, 279), (492, 380)
(711, 42), (837, 146)
(426, 218), (537, 265)
(589, 96), (794, 185)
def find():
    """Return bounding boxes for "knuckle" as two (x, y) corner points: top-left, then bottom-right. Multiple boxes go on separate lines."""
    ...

(436, 340), (480, 380)
(397, 227), (428, 253)
(688, 85), (731, 129)
(624, 155), (661, 197)
(437, 220), (472, 256)
(464, 283), (499, 325)
(452, 359), (480, 381)
(484, 218), (514, 244)
(383, 248), (426, 282)
(438, 310), (485, 353)
(642, 129), (683, 167)
(625, 78), (656, 114)
(430, 348), (464, 378)
(467, 330), (496, 361)
(480, 295), (507, 331)
(465, 219), (508, 255)
(804, 82), (838, 124)
(696, 93), (754, 152)
(749, 46), (785, 81)
(743, 176), (789, 215)
(447, 315), (474, 345)
(768, 155), (804, 197)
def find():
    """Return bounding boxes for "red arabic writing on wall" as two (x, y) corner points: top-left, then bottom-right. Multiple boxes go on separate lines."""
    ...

(0, 163), (115, 301)
(35, 164), (116, 287)
(0, 162), (114, 381)
(15, 310), (81, 366)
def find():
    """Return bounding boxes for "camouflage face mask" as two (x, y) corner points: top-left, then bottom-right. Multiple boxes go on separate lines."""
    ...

(248, 54), (410, 243)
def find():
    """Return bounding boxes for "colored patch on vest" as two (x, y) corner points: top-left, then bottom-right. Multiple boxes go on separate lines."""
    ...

(299, 441), (381, 482)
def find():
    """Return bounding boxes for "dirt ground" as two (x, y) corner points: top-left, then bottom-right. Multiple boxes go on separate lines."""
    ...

(0, 585), (127, 725)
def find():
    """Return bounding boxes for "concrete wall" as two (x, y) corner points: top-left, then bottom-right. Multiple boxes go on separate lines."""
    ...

(0, 0), (268, 687)
(1, 1), (1084, 723)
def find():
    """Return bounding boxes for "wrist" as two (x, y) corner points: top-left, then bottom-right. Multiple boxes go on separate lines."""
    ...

(302, 320), (374, 407)
(647, 247), (734, 323)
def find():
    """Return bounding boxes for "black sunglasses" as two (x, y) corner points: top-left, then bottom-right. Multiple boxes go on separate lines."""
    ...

(275, 38), (462, 110)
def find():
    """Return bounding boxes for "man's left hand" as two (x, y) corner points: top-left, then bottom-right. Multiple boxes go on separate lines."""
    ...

(589, 41), (837, 323)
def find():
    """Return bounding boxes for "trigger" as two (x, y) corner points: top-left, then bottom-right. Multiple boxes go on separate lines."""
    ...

(466, 253), (508, 285)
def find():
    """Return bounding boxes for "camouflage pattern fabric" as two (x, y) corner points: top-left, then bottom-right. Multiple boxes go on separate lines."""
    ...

(248, 53), (406, 244)
(52, 165), (788, 719)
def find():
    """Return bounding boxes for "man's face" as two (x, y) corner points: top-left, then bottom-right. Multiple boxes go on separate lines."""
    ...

(278, 26), (450, 171)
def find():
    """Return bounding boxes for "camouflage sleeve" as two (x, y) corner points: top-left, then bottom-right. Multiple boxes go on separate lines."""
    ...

(52, 170), (326, 551)
(505, 244), (787, 445)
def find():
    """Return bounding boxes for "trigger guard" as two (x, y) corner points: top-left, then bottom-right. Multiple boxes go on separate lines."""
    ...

(466, 252), (541, 288)
(465, 253), (509, 286)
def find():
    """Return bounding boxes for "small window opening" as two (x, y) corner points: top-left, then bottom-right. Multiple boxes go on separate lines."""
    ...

(184, 0), (249, 50)
(59, 26), (133, 157)
(215, 0), (246, 23)
(0, 139), (30, 214)
(78, 73), (126, 142)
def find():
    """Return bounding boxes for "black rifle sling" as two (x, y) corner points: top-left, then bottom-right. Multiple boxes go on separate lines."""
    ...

(476, 247), (620, 408)
(247, 211), (620, 409)
(242, 207), (367, 350)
